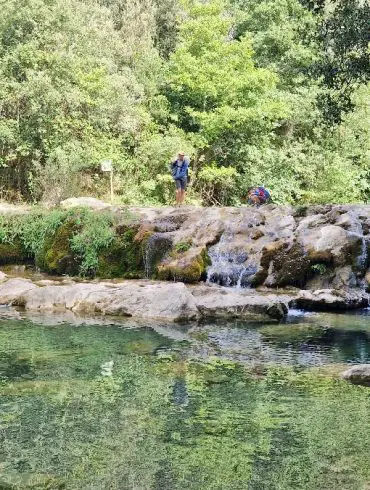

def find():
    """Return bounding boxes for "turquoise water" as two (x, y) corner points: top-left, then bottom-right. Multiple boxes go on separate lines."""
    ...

(1, 308), (370, 489)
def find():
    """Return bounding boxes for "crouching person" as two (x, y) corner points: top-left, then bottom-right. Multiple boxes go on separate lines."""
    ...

(246, 186), (271, 207)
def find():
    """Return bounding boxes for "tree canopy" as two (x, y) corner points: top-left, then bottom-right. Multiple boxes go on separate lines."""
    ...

(0, 0), (368, 205)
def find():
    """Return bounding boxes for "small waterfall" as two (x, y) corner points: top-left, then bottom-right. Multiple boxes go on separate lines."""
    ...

(206, 231), (257, 288)
(143, 233), (173, 279)
(357, 236), (368, 271)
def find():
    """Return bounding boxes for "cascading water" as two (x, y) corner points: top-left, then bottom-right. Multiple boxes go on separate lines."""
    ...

(143, 233), (173, 279)
(206, 231), (257, 288)
(357, 236), (369, 271)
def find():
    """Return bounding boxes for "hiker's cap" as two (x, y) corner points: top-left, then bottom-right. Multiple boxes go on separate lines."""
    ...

(178, 151), (185, 156)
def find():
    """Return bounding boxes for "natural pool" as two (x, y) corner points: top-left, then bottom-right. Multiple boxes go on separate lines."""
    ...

(1, 308), (370, 489)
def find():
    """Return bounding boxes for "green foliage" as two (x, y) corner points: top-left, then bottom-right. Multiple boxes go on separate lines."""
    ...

(196, 164), (239, 205)
(0, 208), (147, 277)
(311, 263), (327, 275)
(97, 226), (146, 279)
(0, 0), (368, 205)
(69, 210), (115, 276)
(174, 241), (192, 253)
(314, 0), (370, 123)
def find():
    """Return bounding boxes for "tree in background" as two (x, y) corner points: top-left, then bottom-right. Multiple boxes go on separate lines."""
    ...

(0, 0), (151, 201)
(0, 0), (368, 205)
(314, 0), (370, 124)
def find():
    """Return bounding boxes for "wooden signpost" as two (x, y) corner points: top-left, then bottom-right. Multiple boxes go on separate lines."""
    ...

(100, 159), (113, 203)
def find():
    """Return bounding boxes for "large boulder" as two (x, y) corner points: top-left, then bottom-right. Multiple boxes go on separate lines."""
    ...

(191, 284), (290, 321)
(342, 365), (370, 387)
(295, 289), (368, 311)
(365, 270), (370, 291)
(16, 280), (200, 322)
(298, 224), (361, 266)
(0, 278), (38, 304)
(157, 247), (210, 283)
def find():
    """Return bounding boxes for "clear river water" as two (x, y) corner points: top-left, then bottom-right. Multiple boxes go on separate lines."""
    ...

(1, 307), (370, 489)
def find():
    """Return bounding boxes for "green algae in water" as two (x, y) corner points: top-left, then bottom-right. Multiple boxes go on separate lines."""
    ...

(1, 316), (370, 489)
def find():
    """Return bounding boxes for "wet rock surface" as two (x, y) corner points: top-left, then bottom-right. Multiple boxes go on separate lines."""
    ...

(191, 284), (290, 321)
(0, 273), (367, 322)
(342, 365), (370, 387)
(1, 203), (370, 294)
(0, 276), (293, 322)
(128, 204), (370, 291)
(294, 289), (369, 311)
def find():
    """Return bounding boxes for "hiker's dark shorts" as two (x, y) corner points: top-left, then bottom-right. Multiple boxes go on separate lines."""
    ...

(175, 177), (187, 191)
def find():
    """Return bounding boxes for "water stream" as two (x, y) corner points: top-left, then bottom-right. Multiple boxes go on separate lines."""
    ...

(206, 231), (256, 288)
(1, 308), (370, 489)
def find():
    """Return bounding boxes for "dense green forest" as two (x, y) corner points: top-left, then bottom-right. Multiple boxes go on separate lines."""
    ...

(0, 0), (369, 205)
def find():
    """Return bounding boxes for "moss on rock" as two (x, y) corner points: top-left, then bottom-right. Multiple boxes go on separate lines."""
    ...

(0, 240), (29, 265)
(97, 225), (146, 279)
(157, 246), (210, 283)
(37, 219), (81, 275)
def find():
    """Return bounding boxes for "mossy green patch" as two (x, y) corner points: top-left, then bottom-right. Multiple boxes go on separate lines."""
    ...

(157, 247), (210, 283)
(97, 225), (145, 279)
(259, 323), (328, 345)
(0, 240), (29, 265)
(37, 219), (81, 275)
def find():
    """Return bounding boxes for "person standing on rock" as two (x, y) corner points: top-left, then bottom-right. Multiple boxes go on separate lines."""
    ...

(170, 151), (190, 206)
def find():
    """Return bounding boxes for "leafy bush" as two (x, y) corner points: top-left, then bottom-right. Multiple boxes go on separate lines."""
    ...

(174, 241), (192, 254)
(311, 263), (327, 275)
(0, 208), (117, 276)
(196, 165), (239, 206)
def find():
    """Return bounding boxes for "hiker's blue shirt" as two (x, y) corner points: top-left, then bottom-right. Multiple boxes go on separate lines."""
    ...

(171, 158), (189, 179)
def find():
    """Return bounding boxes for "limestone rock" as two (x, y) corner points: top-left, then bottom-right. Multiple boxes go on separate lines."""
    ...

(19, 281), (199, 322)
(295, 289), (368, 311)
(0, 271), (7, 282)
(191, 284), (289, 321)
(0, 278), (38, 304)
(342, 365), (370, 387)
(157, 247), (209, 283)
(299, 225), (360, 266)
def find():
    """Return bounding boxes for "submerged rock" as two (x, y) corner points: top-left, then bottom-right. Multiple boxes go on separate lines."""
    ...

(342, 365), (370, 387)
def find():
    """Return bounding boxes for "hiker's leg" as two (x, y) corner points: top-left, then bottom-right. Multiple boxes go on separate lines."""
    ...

(175, 180), (181, 205)
(182, 178), (188, 204)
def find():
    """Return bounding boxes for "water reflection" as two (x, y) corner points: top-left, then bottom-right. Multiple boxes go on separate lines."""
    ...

(188, 309), (370, 367)
(0, 310), (370, 489)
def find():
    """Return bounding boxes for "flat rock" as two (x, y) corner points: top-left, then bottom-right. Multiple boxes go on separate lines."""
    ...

(342, 365), (370, 387)
(295, 289), (368, 311)
(0, 278), (38, 304)
(191, 284), (290, 321)
(14, 280), (199, 322)
(60, 197), (112, 210)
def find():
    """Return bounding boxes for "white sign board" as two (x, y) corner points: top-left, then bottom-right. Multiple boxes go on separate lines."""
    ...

(101, 159), (113, 172)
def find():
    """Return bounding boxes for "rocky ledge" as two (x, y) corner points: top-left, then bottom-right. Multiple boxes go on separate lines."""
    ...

(0, 275), (368, 322)
(1, 200), (370, 292)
